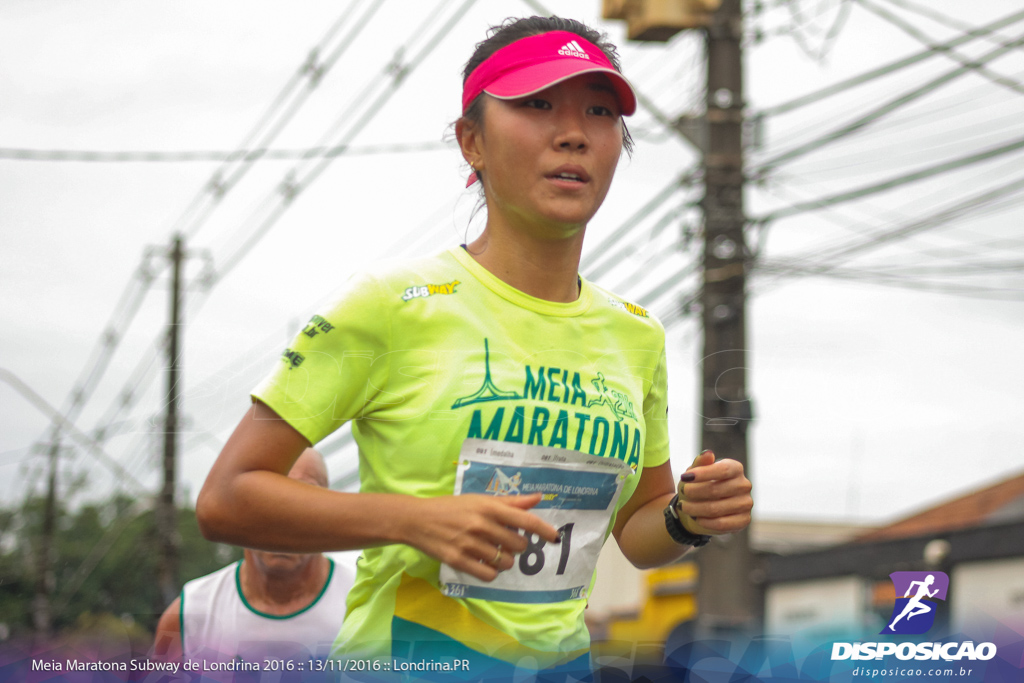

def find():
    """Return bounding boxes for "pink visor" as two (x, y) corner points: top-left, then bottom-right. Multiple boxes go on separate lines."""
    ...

(462, 30), (637, 116)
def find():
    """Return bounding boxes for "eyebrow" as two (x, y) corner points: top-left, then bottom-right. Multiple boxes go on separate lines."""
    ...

(587, 82), (616, 95)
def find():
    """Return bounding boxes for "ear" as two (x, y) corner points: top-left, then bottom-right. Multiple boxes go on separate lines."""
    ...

(455, 117), (484, 172)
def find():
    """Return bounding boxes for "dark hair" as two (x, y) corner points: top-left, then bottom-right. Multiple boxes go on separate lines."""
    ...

(460, 15), (635, 169)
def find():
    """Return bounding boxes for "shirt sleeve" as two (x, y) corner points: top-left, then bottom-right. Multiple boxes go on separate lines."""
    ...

(251, 272), (390, 445)
(641, 340), (671, 469)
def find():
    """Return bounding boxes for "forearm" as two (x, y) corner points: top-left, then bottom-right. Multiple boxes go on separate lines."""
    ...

(198, 471), (414, 552)
(615, 491), (690, 569)
(198, 404), (559, 581)
(612, 451), (752, 569)
(197, 402), (418, 552)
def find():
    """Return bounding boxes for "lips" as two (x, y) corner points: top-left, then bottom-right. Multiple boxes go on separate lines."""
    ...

(547, 165), (590, 183)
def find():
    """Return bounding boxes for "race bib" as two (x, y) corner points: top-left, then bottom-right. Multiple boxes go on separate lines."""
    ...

(440, 438), (632, 604)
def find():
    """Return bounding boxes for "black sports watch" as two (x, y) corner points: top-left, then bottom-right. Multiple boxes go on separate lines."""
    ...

(664, 494), (711, 547)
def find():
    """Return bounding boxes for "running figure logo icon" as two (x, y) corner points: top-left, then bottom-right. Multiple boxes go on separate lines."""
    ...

(881, 571), (949, 635)
(485, 469), (522, 496)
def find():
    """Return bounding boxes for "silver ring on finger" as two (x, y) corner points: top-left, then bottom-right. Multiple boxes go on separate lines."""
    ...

(491, 545), (503, 565)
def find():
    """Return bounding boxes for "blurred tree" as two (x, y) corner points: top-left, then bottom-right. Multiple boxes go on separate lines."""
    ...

(0, 492), (242, 641)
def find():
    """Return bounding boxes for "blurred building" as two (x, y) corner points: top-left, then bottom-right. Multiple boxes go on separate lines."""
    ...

(589, 469), (1024, 653)
(765, 470), (1024, 637)
(588, 516), (875, 647)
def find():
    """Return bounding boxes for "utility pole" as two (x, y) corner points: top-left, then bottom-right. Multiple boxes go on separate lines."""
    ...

(156, 234), (184, 609)
(697, 0), (756, 634)
(601, 0), (757, 634)
(32, 442), (59, 639)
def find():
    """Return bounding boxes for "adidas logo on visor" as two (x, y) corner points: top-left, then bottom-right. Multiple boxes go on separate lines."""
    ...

(557, 40), (590, 60)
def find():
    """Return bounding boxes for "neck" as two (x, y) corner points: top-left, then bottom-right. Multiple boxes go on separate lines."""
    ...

(239, 553), (329, 615)
(466, 217), (585, 303)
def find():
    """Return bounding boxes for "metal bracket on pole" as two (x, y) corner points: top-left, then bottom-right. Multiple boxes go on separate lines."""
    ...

(674, 114), (708, 155)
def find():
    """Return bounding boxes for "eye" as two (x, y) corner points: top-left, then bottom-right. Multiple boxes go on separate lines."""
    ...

(522, 98), (552, 110)
(589, 105), (616, 117)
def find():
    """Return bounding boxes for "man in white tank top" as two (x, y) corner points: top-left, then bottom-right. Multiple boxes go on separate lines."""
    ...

(153, 448), (353, 662)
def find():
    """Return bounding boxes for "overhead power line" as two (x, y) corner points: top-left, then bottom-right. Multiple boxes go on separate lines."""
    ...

(584, 197), (694, 283)
(752, 29), (1024, 177)
(30, 256), (161, 470)
(779, 0), (854, 61)
(878, 0), (1018, 46)
(212, 0), (479, 283)
(752, 133), (1024, 225)
(580, 171), (698, 277)
(608, 234), (695, 296)
(25, 1), (382, 489)
(756, 7), (1024, 118)
(657, 289), (702, 331)
(756, 260), (1024, 301)
(763, 173), (1024, 275)
(856, 0), (1024, 98)
(26, 2), (479, 506)
(0, 141), (452, 163)
(59, 0), (478, 505)
(635, 259), (702, 309)
(781, 258), (1024, 277)
(226, 0), (367, 162)
(0, 369), (147, 495)
(174, 0), (387, 241)
(87, 340), (164, 445)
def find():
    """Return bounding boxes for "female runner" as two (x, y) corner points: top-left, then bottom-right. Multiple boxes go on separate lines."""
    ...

(198, 15), (753, 679)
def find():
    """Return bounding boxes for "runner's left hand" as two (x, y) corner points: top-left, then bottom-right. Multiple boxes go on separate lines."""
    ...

(676, 450), (752, 536)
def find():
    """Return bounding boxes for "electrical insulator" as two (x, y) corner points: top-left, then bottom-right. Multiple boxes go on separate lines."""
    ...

(601, 0), (629, 20)
(614, 0), (722, 42)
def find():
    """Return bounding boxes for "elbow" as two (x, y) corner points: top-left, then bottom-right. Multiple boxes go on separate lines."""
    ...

(614, 529), (690, 570)
(625, 551), (688, 571)
(195, 482), (232, 544)
(628, 559), (660, 571)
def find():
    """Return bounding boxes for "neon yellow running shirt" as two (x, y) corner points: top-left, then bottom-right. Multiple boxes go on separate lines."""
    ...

(252, 246), (670, 670)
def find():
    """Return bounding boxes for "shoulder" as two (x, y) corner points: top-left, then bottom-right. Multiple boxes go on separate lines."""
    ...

(586, 280), (667, 341)
(153, 595), (183, 658)
(182, 562), (239, 599)
(325, 557), (356, 597)
(156, 595), (182, 632)
(359, 249), (467, 302)
(319, 249), (465, 311)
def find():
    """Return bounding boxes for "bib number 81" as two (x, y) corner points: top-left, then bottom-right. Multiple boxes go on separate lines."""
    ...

(518, 523), (574, 576)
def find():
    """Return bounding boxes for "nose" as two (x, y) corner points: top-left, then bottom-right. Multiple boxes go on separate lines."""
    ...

(554, 108), (588, 151)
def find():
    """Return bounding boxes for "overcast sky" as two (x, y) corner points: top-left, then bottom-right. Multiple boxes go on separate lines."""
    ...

(2, 0), (1022, 528)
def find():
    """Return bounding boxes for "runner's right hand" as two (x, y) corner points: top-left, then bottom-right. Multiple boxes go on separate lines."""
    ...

(398, 493), (559, 581)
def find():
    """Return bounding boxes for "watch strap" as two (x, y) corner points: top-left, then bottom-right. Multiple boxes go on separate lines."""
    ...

(664, 494), (711, 547)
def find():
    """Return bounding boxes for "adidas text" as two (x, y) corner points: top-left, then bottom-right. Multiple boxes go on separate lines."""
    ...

(558, 40), (590, 60)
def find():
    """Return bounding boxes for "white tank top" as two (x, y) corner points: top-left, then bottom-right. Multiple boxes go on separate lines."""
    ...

(181, 558), (352, 661)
